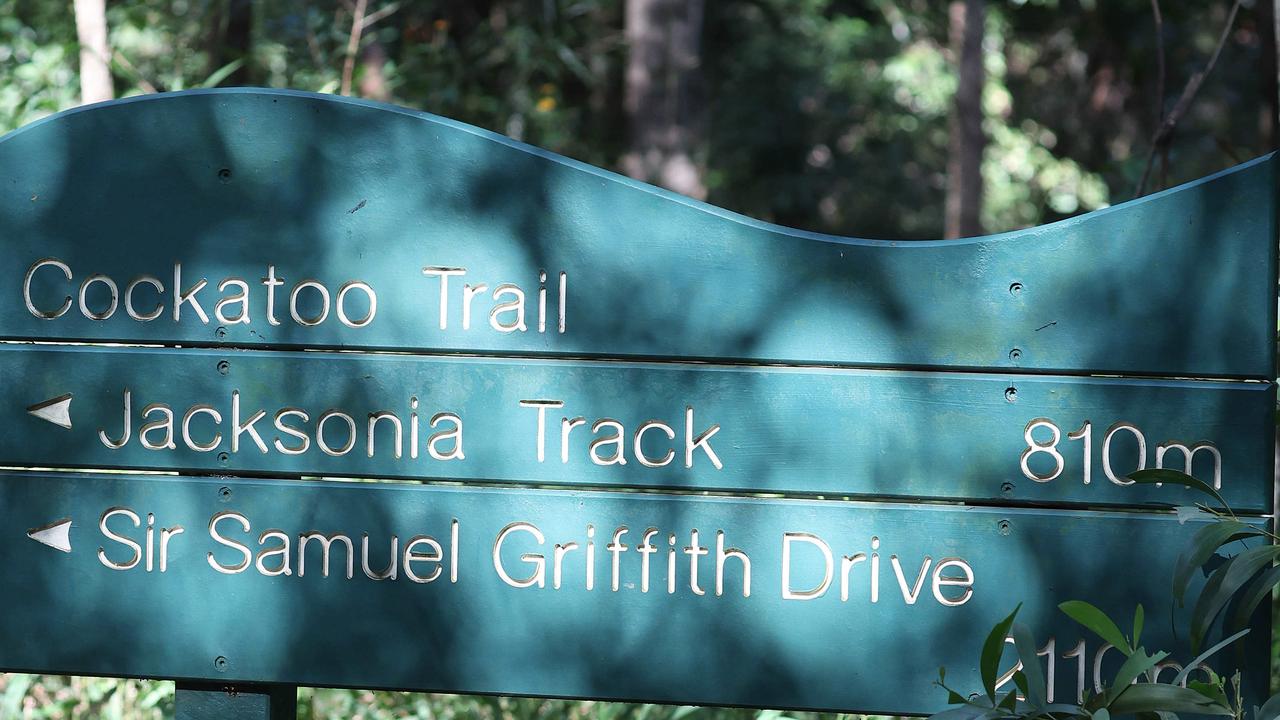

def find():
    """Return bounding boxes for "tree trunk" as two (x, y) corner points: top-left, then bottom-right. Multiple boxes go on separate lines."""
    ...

(341, 0), (368, 97)
(621, 0), (707, 200)
(207, 0), (253, 86)
(1272, 0), (1280, 147)
(359, 41), (391, 102)
(945, 0), (986, 238)
(1256, 0), (1278, 151)
(73, 0), (113, 104)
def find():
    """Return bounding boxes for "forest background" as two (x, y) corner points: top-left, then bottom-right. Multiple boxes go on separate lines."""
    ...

(0, 0), (1276, 717)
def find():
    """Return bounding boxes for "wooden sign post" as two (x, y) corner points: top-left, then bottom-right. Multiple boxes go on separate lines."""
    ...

(0, 89), (1274, 717)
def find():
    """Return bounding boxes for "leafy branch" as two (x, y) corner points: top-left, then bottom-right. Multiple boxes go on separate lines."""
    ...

(1134, 0), (1243, 197)
(931, 468), (1278, 720)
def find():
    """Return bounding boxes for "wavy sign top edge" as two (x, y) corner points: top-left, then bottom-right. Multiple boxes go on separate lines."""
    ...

(2, 86), (1271, 250)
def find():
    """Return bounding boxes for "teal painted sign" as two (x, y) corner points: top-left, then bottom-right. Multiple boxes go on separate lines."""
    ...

(0, 89), (1275, 378)
(5, 473), (1270, 714)
(0, 89), (1273, 714)
(4, 345), (1274, 510)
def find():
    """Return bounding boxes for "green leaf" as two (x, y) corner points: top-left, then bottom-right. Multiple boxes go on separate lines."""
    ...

(138, 682), (173, 709)
(1173, 520), (1265, 605)
(1133, 604), (1144, 648)
(1189, 560), (1232, 652)
(1188, 679), (1230, 706)
(1060, 600), (1131, 655)
(1126, 468), (1229, 510)
(1254, 691), (1280, 720)
(1092, 709), (1110, 720)
(981, 604), (1021, 701)
(1104, 647), (1167, 702)
(200, 59), (245, 89)
(1013, 670), (1029, 697)
(1172, 628), (1250, 687)
(1106, 683), (1233, 716)
(1011, 622), (1046, 709)
(2, 674), (32, 717)
(555, 44), (594, 84)
(1229, 564), (1280, 633)
(948, 690), (967, 705)
(999, 690), (1018, 712)
(926, 707), (989, 720)
(1176, 505), (1218, 525)
(1191, 545), (1280, 651)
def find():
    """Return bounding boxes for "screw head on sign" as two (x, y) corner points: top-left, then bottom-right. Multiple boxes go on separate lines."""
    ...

(1004, 387), (1017, 403)
(217, 360), (230, 375)
(998, 520), (1011, 536)
(214, 656), (228, 672)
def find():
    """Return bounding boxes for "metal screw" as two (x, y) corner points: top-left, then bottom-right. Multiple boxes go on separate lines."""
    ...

(215, 326), (227, 339)
(1004, 386), (1017, 403)
(217, 168), (232, 183)
(1009, 282), (1023, 296)
(217, 359), (230, 375)
(1009, 348), (1022, 361)
(217, 452), (229, 464)
(218, 486), (232, 501)
(214, 656), (228, 672)
(1000, 482), (1015, 494)
(998, 519), (1012, 536)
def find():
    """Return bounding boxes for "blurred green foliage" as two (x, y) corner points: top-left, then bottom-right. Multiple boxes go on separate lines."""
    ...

(0, 674), (172, 719)
(0, 673), (902, 719)
(296, 690), (891, 720)
(0, 0), (1273, 239)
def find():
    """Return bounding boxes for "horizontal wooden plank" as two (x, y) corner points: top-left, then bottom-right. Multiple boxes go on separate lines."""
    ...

(0, 472), (1266, 713)
(0, 89), (1274, 378)
(2, 345), (1273, 510)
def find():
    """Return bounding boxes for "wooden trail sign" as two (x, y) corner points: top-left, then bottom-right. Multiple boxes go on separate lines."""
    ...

(5, 345), (1275, 510)
(0, 89), (1274, 715)
(5, 472), (1270, 714)
(1, 89), (1275, 378)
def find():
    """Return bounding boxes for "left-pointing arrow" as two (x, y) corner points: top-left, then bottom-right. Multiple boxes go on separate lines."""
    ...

(26, 393), (72, 429)
(27, 518), (72, 553)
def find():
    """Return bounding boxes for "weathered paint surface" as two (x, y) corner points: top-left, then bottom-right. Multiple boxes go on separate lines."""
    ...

(0, 472), (1266, 714)
(0, 90), (1275, 715)
(4, 345), (1272, 509)
(0, 89), (1274, 378)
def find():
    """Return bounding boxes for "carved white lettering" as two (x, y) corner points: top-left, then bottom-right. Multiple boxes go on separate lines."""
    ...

(782, 532), (833, 600)
(24, 258), (73, 319)
(493, 522), (545, 588)
(173, 262), (210, 324)
(207, 511), (251, 574)
(215, 278), (251, 325)
(98, 506), (142, 571)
